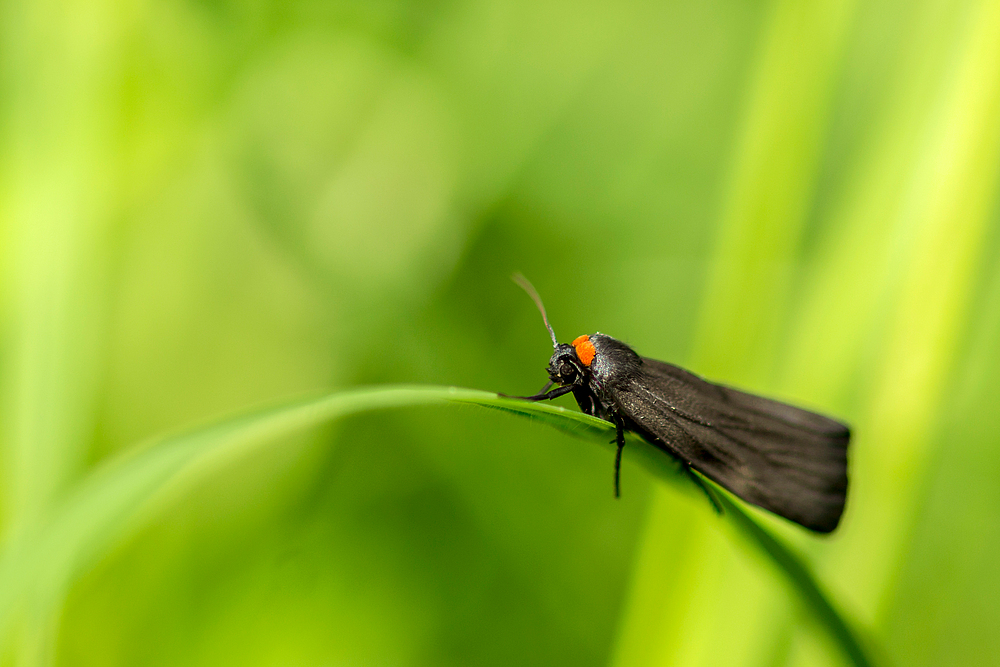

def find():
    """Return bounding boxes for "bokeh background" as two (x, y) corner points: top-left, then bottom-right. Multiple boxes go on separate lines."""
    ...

(2, 0), (1000, 665)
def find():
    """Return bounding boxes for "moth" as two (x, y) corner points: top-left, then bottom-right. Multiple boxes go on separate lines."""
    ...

(512, 275), (850, 533)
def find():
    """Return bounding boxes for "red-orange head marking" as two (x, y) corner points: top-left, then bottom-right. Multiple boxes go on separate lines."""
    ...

(572, 335), (596, 366)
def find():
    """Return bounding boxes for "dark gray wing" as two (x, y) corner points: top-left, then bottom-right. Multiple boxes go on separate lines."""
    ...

(613, 358), (849, 532)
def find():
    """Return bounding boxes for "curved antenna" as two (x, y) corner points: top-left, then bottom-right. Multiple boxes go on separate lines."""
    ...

(512, 273), (558, 348)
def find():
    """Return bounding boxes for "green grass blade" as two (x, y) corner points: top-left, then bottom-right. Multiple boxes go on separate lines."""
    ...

(0, 384), (872, 667)
(714, 491), (874, 667)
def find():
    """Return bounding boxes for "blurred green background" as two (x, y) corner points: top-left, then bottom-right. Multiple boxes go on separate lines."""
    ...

(2, 0), (1000, 664)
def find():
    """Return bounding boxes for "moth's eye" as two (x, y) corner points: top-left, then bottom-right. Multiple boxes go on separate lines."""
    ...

(560, 363), (576, 379)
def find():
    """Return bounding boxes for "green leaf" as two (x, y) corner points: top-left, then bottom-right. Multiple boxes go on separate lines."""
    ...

(713, 493), (874, 667)
(0, 385), (874, 666)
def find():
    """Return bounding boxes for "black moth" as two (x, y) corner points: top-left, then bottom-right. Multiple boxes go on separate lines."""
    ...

(511, 275), (850, 533)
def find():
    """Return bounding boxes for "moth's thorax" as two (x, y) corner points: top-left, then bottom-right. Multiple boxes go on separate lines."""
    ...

(588, 333), (642, 385)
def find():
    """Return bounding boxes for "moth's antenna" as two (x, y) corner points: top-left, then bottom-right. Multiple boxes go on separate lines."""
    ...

(512, 273), (558, 348)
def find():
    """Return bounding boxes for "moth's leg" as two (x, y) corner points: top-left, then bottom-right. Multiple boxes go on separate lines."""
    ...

(572, 387), (597, 416)
(503, 384), (574, 402)
(613, 415), (626, 498)
(684, 466), (724, 515)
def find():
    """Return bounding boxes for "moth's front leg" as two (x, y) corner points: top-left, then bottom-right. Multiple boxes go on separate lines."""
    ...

(572, 387), (599, 416)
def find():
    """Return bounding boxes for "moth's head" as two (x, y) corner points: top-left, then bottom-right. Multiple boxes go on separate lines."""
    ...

(547, 335), (596, 386)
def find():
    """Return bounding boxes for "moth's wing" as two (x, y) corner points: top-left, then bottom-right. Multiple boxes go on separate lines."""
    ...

(613, 358), (849, 533)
